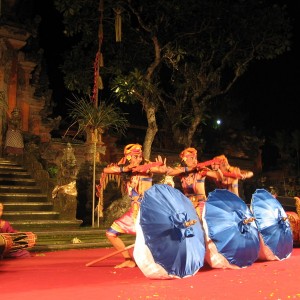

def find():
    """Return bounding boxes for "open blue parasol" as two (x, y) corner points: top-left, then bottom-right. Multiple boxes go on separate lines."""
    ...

(202, 189), (259, 269)
(133, 184), (205, 279)
(250, 189), (293, 261)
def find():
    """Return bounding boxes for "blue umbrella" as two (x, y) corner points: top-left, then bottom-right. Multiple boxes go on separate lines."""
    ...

(133, 184), (205, 279)
(203, 189), (260, 268)
(250, 189), (293, 261)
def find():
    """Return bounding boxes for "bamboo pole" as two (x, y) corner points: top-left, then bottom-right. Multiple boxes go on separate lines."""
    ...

(86, 244), (135, 267)
(92, 129), (98, 227)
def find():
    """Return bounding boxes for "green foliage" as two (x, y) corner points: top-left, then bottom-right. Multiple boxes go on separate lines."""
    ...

(111, 69), (158, 105)
(62, 46), (95, 94)
(54, 0), (100, 94)
(55, 0), (292, 98)
(47, 165), (59, 178)
(66, 96), (129, 137)
(54, 0), (292, 149)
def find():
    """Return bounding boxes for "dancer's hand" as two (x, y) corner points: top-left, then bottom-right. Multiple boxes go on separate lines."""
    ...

(155, 155), (166, 165)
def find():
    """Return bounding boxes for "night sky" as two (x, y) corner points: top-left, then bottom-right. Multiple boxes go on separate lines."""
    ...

(34, 0), (300, 137)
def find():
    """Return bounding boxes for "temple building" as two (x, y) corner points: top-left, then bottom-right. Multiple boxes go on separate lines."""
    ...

(0, 0), (58, 155)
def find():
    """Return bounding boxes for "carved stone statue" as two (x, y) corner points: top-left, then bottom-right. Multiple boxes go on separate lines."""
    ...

(52, 143), (80, 221)
(4, 107), (24, 156)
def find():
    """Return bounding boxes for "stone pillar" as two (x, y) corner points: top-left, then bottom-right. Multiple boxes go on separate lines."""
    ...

(21, 101), (29, 131)
(7, 54), (17, 114)
(6, 38), (27, 115)
(85, 128), (106, 162)
(0, 67), (6, 154)
(18, 60), (37, 133)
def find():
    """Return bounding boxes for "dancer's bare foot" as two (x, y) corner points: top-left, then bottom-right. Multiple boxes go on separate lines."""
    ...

(114, 259), (136, 268)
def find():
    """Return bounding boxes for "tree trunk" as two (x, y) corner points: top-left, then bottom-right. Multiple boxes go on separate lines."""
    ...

(143, 104), (158, 161)
(172, 108), (203, 148)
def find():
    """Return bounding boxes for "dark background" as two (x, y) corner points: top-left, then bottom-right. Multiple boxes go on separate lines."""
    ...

(33, 0), (300, 136)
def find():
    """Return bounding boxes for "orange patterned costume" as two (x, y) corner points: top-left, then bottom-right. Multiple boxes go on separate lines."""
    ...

(168, 148), (222, 219)
(105, 144), (151, 235)
(103, 144), (167, 268)
(211, 154), (253, 197)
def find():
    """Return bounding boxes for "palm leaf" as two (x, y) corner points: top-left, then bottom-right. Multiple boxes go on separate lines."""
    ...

(65, 96), (128, 138)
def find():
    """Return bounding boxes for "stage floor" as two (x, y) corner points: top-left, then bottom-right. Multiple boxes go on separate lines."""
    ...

(1, 247), (300, 300)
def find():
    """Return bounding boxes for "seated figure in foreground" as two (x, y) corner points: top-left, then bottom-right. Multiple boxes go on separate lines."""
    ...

(0, 203), (31, 258)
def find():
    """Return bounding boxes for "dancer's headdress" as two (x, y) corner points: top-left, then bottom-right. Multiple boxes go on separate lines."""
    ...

(179, 148), (197, 162)
(118, 143), (143, 164)
(213, 154), (229, 168)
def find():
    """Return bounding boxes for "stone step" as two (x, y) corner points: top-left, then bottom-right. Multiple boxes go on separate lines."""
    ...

(0, 157), (83, 235)
(31, 241), (108, 252)
(0, 193), (48, 202)
(3, 211), (60, 220)
(0, 170), (31, 178)
(29, 228), (135, 252)
(8, 219), (83, 231)
(33, 229), (106, 245)
(3, 202), (53, 211)
(0, 158), (18, 164)
(0, 185), (42, 193)
(0, 164), (26, 171)
(0, 177), (36, 185)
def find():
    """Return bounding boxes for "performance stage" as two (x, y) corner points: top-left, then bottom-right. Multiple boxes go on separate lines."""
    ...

(1, 247), (300, 300)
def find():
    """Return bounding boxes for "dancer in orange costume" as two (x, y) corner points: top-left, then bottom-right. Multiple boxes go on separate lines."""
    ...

(211, 154), (253, 197)
(103, 144), (167, 268)
(167, 148), (223, 220)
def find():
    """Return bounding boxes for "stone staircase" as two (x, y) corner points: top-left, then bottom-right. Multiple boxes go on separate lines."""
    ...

(0, 157), (135, 252)
(30, 228), (135, 252)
